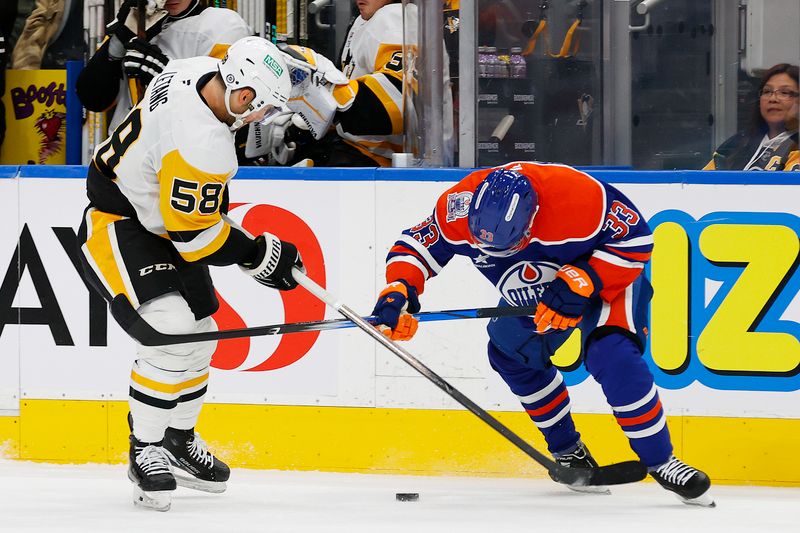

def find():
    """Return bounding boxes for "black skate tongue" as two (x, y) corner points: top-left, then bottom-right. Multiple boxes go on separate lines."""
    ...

(550, 460), (647, 487)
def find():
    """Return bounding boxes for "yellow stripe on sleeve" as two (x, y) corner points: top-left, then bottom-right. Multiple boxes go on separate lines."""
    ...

(179, 223), (232, 263)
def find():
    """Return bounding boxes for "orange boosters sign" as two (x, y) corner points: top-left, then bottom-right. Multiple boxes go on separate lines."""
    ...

(556, 264), (594, 297)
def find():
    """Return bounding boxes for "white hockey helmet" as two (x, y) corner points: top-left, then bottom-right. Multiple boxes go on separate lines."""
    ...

(218, 37), (292, 130)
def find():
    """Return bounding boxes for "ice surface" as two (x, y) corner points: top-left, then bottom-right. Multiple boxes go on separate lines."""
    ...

(0, 461), (796, 533)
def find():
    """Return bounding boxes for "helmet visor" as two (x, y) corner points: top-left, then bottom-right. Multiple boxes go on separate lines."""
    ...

(474, 231), (530, 257)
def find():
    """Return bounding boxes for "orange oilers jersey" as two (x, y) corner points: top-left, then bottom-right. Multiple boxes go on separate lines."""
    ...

(89, 56), (243, 265)
(384, 162), (654, 305)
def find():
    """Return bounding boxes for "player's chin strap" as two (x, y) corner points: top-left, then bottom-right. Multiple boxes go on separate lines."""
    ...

(290, 267), (648, 488)
(224, 88), (249, 131)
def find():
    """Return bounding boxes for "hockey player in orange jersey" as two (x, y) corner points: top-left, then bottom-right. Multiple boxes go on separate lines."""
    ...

(372, 161), (715, 507)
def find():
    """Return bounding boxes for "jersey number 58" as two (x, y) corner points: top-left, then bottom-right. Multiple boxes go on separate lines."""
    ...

(170, 178), (224, 215)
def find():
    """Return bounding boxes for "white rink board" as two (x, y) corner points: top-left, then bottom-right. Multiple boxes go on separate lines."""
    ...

(0, 172), (798, 419)
(0, 178), (20, 411)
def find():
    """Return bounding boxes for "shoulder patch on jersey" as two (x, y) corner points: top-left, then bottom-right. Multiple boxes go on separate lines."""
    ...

(446, 191), (472, 222)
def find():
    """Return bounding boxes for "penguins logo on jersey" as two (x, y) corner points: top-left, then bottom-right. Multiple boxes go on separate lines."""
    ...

(497, 261), (560, 307)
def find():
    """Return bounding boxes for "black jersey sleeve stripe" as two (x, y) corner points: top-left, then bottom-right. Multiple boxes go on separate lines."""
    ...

(167, 228), (207, 242)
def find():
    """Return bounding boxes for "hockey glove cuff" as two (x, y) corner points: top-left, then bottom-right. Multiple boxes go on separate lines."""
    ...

(245, 112), (298, 165)
(280, 44), (357, 140)
(372, 280), (421, 341)
(107, 0), (167, 45)
(534, 263), (601, 333)
(241, 232), (305, 291)
(123, 38), (168, 86)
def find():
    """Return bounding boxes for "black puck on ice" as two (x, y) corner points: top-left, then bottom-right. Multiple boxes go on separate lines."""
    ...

(395, 492), (419, 502)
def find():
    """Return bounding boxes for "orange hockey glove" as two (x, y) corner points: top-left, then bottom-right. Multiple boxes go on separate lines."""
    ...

(371, 280), (420, 341)
(534, 263), (600, 333)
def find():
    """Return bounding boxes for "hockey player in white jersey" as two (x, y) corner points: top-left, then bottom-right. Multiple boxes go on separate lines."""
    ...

(77, 37), (302, 511)
(247, 0), (454, 167)
(77, 0), (251, 135)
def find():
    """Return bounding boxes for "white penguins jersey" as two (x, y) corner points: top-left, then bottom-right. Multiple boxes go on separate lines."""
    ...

(337, 3), (454, 165)
(91, 56), (241, 263)
(109, 7), (250, 133)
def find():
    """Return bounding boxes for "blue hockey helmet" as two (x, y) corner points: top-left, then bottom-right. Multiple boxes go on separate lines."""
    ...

(467, 169), (538, 257)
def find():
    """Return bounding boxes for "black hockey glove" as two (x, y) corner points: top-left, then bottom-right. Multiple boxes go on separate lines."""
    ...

(108, 0), (167, 44)
(123, 38), (169, 86)
(241, 232), (305, 291)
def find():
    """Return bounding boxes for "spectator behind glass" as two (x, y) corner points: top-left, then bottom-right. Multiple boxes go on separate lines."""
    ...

(704, 63), (799, 171)
(76, 0), (250, 136)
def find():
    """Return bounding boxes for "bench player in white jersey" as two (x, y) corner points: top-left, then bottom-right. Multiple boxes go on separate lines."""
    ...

(247, 0), (454, 167)
(77, 37), (303, 511)
(77, 0), (251, 135)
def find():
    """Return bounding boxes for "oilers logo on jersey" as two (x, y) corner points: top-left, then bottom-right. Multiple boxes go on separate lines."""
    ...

(497, 261), (560, 307)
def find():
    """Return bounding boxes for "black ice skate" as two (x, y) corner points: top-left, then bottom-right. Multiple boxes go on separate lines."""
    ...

(553, 441), (610, 494)
(650, 456), (715, 507)
(163, 427), (230, 493)
(128, 435), (176, 512)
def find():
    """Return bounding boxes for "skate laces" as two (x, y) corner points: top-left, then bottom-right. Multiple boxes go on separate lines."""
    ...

(135, 444), (173, 476)
(188, 433), (214, 467)
(655, 456), (697, 486)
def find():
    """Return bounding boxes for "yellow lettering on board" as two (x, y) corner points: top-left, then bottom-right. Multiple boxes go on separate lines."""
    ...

(697, 224), (800, 373)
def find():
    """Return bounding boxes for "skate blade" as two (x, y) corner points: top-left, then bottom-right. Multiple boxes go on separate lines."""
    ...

(677, 490), (716, 508)
(132, 485), (172, 511)
(566, 484), (611, 495)
(174, 470), (227, 494)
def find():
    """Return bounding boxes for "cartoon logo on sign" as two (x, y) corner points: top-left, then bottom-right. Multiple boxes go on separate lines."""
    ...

(34, 110), (66, 164)
(209, 203), (326, 371)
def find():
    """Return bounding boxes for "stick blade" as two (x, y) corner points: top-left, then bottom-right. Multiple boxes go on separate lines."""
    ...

(589, 460), (648, 486)
(550, 460), (647, 487)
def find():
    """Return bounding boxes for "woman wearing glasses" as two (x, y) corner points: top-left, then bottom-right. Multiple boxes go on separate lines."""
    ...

(704, 63), (799, 171)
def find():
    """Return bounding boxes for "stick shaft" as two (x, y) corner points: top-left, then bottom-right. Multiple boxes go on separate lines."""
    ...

(129, 0), (146, 104)
(291, 269), (563, 477)
(109, 294), (535, 346)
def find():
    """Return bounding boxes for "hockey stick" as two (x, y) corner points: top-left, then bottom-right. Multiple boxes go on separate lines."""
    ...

(127, 0), (147, 105)
(291, 268), (647, 488)
(108, 294), (538, 347)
